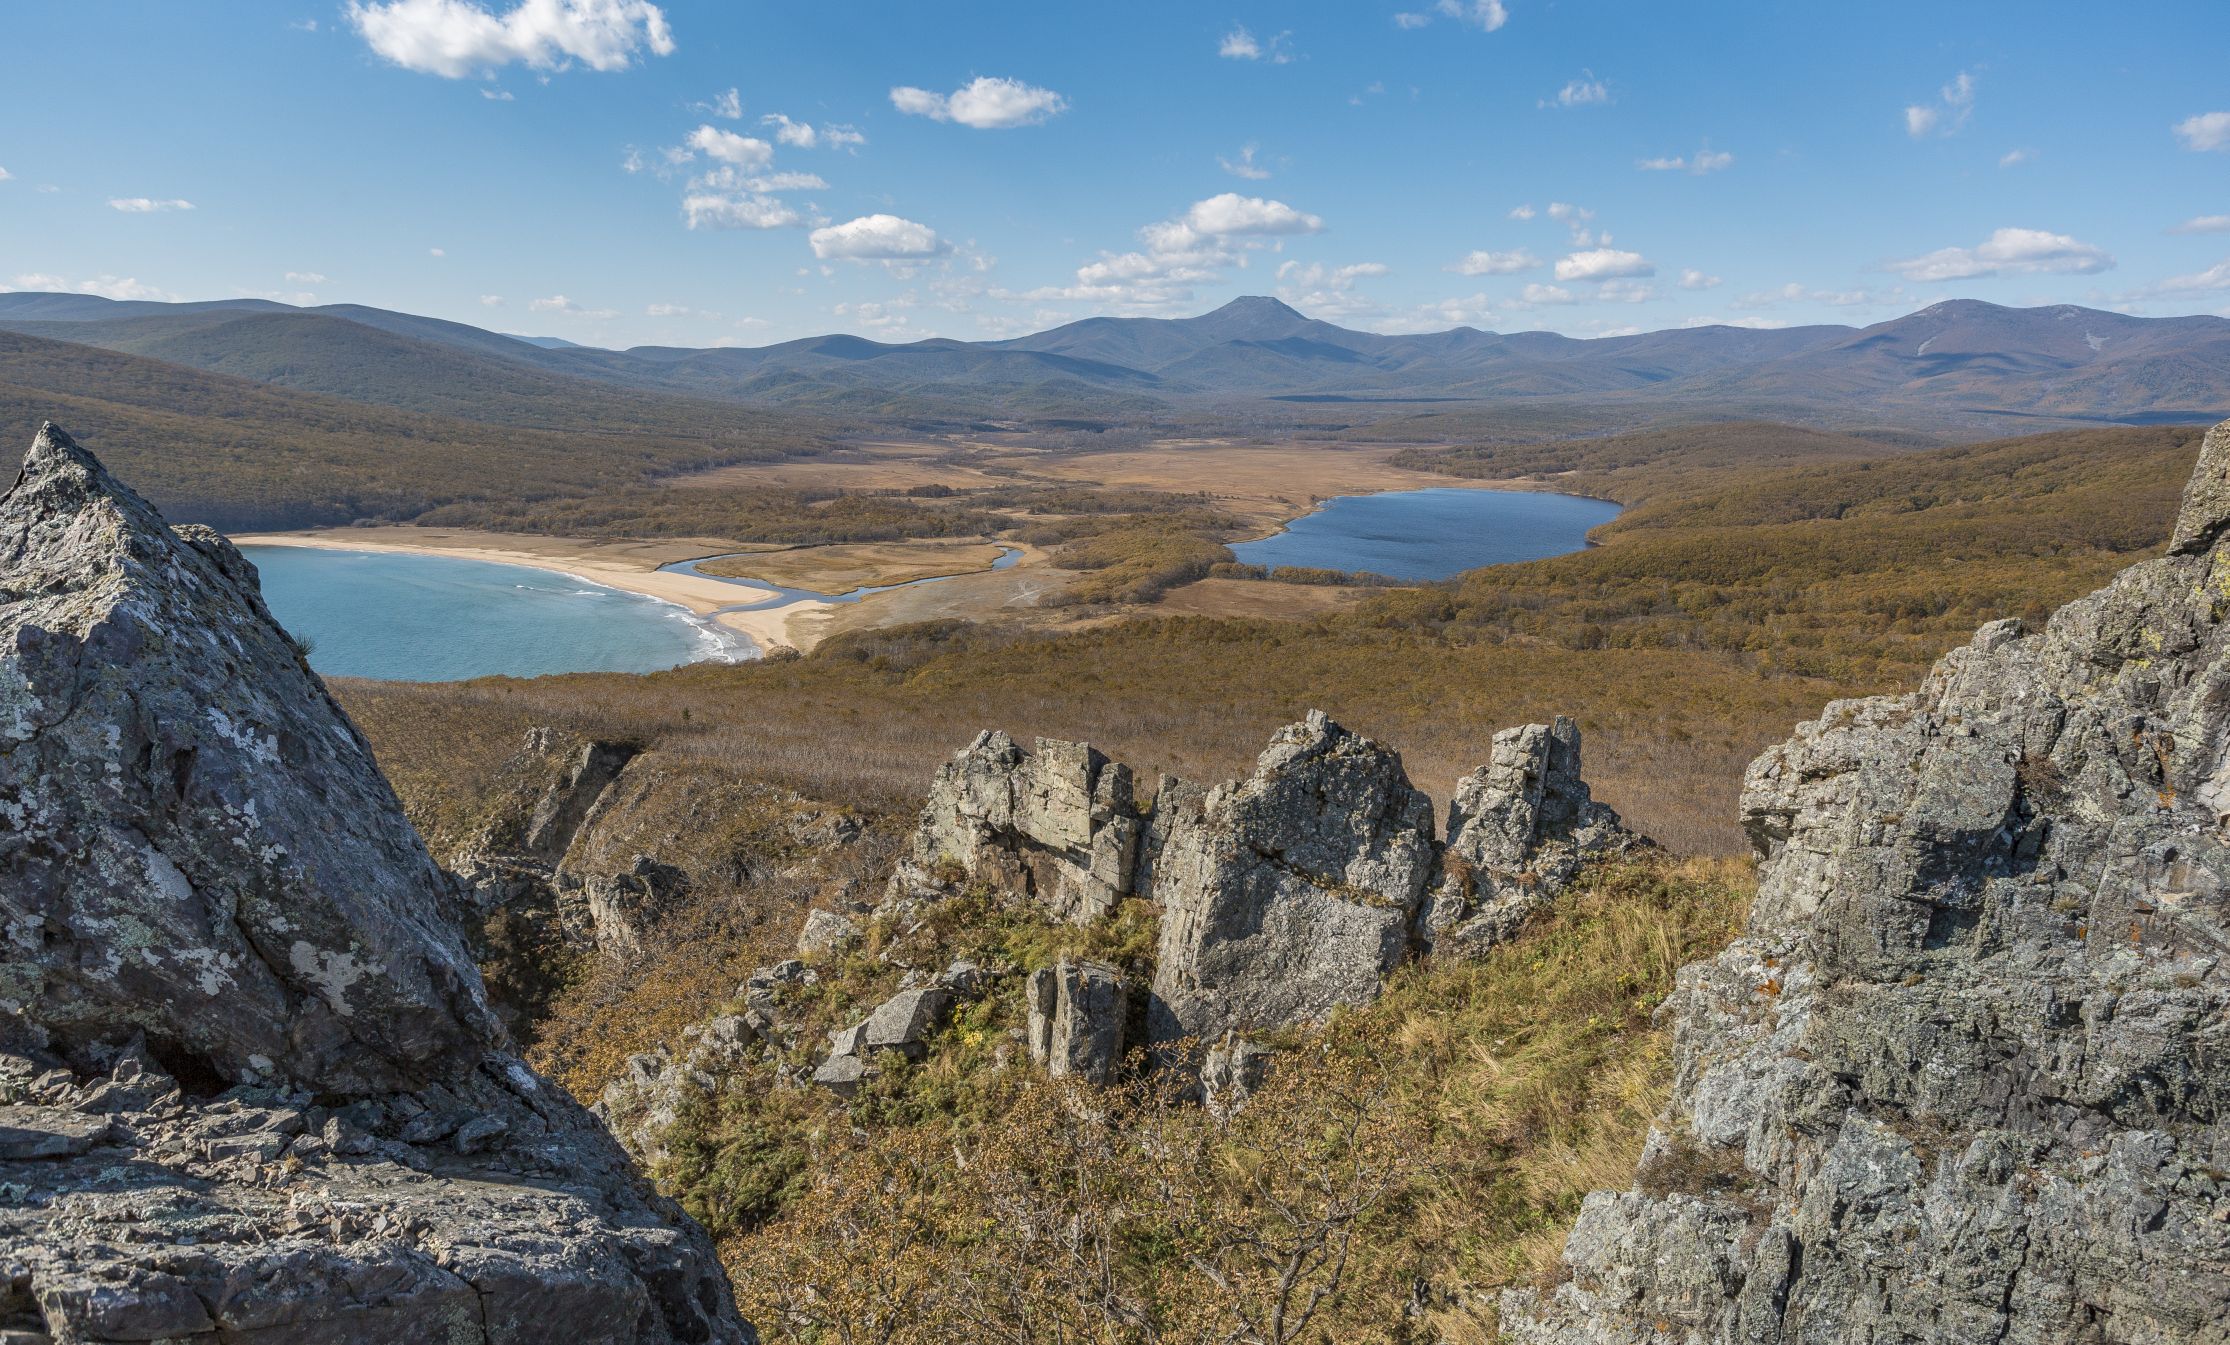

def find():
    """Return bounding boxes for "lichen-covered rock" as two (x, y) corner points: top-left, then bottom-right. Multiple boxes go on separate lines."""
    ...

(1417, 717), (1642, 952)
(888, 731), (1141, 923)
(1503, 419), (2230, 1344)
(583, 854), (690, 962)
(796, 907), (860, 958)
(1026, 960), (1125, 1084)
(1147, 712), (1436, 1045)
(0, 423), (497, 1094)
(0, 426), (750, 1344)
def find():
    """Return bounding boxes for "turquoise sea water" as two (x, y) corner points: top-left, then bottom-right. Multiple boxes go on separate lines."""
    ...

(1228, 488), (1619, 581)
(240, 545), (747, 682)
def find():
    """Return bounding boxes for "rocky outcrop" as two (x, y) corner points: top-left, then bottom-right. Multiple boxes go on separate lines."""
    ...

(583, 854), (690, 962)
(0, 426), (748, 1344)
(1503, 419), (2230, 1344)
(1418, 716), (1641, 952)
(888, 731), (1142, 923)
(1146, 712), (1438, 1045)
(1026, 959), (1126, 1084)
(813, 979), (964, 1097)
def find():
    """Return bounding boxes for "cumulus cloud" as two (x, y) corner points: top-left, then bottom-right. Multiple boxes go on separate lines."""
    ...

(1395, 1), (1508, 31)
(1541, 74), (1607, 109)
(4, 273), (179, 301)
(645, 302), (692, 316)
(701, 87), (741, 119)
(0, 167), (12, 182)
(1219, 26), (1294, 62)
(1218, 144), (1271, 180)
(1638, 145), (1733, 174)
(1905, 70), (1976, 138)
(1555, 248), (1651, 281)
(529, 294), (617, 317)
(1886, 227), (2114, 281)
(1449, 249), (1540, 276)
(285, 271), (328, 284)
(479, 294), (504, 305)
(2175, 112), (2230, 152)
(345, 0), (674, 78)
(2133, 260), (2230, 296)
(109, 197), (194, 213)
(762, 114), (864, 151)
(1020, 193), (1326, 311)
(1507, 203), (1536, 220)
(1275, 260), (1389, 320)
(891, 76), (1066, 129)
(687, 124), (773, 167)
(1519, 283), (1576, 305)
(809, 214), (949, 261)
(682, 193), (805, 230)
(1678, 268), (1721, 290)
(479, 87), (513, 100)
(2171, 215), (2230, 235)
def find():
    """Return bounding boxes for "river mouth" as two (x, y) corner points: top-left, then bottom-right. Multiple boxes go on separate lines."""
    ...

(1228, 488), (1619, 581)
(241, 546), (751, 682)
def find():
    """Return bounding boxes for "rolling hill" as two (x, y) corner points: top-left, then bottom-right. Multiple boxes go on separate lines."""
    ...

(5, 292), (2227, 433)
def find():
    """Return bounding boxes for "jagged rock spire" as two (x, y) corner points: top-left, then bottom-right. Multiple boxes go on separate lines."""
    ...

(0, 422), (500, 1093)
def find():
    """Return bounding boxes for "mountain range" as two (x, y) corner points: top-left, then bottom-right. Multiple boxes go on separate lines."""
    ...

(3, 291), (2227, 433)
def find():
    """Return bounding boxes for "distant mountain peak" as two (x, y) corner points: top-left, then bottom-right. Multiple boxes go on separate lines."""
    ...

(1206, 295), (1305, 321)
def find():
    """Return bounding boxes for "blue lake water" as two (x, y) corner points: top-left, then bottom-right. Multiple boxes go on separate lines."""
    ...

(240, 546), (748, 682)
(1229, 488), (1620, 581)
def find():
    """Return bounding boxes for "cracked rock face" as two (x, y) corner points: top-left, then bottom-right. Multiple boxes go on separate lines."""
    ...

(1503, 418), (2230, 1344)
(888, 731), (1141, 924)
(0, 423), (497, 1094)
(0, 426), (750, 1345)
(1027, 959), (1125, 1085)
(1147, 711), (1436, 1045)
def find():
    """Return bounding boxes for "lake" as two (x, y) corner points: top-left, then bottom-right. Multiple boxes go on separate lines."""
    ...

(241, 546), (749, 682)
(1229, 488), (1619, 581)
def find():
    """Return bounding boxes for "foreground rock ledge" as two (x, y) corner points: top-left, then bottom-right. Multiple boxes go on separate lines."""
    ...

(0, 425), (750, 1344)
(1503, 420), (2230, 1341)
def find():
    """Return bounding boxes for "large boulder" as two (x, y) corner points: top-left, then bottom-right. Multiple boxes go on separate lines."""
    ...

(1026, 959), (1125, 1085)
(1147, 712), (1437, 1045)
(0, 426), (750, 1344)
(1418, 716), (1642, 952)
(1503, 419), (2230, 1343)
(888, 731), (1141, 923)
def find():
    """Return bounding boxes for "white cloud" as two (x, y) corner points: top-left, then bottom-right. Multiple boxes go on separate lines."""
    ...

(702, 87), (741, 119)
(530, 293), (617, 318)
(1735, 282), (1901, 309)
(1218, 26), (1294, 62)
(2171, 215), (2230, 235)
(761, 113), (865, 151)
(1555, 248), (1651, 281)
(687, 124), (773, 167)
(1905, 70), (1976, 139)
(1596, 279), (1657, 303)
(2137, 259), (2230, 296)
(1219, 144), (1271, 180)
(682, 193), (805, 230)
(1639, 145), (1733, 175)
(810, 214), (948, 261)
(480, 87), (513, 100)
(890, 76), (1066, 129)
(1275, 260), (1389, 319)
(2175, 112), (2230, 152)
(1449, 248), (1540, 276)
(285, 271), (328, 284)
(479, 294), (504, 305)
(1544, 201), (1595, 244)
(1507, 203), (1536, 220)
(1185, 192), (1322, 236)
(429, 246), (445, 256)
(1681, 314), (1790, 330)
(108, 197), (194, 213)
(1541, 74), (1607, 109)
(1999, 147), (2035, 167)
(1678, 268), (1721, 290)
(646, 302), (692, 316)
(5, 273), (178, 301)
(1886, 227), (2114, 281)
(344, 0), (674, 79)
(0, 167), (11, 182)
(1396, 1), (1508, 31)
(1519, 283), (1576, 305)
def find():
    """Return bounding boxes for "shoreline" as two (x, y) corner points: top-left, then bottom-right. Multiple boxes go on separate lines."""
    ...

(228, 529), (828, 653)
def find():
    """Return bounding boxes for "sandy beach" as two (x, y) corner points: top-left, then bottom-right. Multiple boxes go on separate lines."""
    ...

(226, 527), (829, 653)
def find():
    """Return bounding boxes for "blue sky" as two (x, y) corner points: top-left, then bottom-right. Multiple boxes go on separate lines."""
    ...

(3, 0), (2228, 348)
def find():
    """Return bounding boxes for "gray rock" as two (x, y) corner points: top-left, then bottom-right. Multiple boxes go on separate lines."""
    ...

(582, 854), (690, 961)
(797, 907), (860, 959)
(1026, 960), (1125, 1085)
(1504, 417), (2230, 1344)
(1201, 1033), (1274, 1119)
(524, 739), (636, 859)
(1417, 717), (1642, 953)
(861, 986), (952, 1058)
(888, 731), (1142, 923)
(0, 423), (500, 1094)
(1147, 712), (1437, 1045)
(0, 428), (749, 1343)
